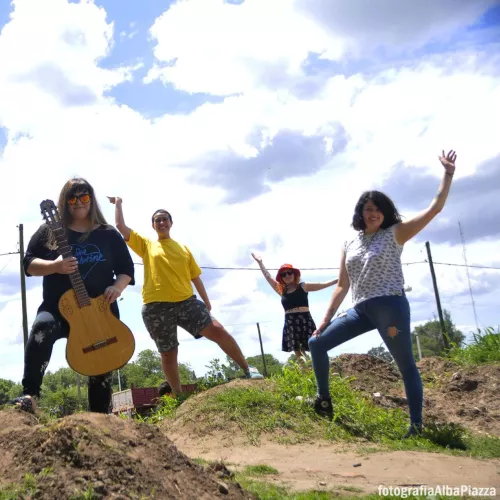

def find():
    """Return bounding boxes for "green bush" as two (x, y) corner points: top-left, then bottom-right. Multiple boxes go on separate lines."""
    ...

(448, 327), (500, 365)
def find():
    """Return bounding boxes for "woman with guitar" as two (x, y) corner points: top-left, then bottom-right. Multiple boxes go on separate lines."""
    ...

(11, 178), (134, 414)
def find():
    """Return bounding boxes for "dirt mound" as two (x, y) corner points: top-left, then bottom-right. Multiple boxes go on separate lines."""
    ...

(163, 379), (278, 448)
(332, 354), (500, 436)
(0, 409), (253, 499)
(332, 354), (402, 393)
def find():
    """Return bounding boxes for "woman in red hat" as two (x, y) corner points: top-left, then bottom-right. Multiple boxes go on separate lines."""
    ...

(251, 253), (337, 363)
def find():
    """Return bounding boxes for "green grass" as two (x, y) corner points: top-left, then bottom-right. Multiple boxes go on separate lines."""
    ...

(448, 327), (500, 365)
(244, 464), (279, 476)
(234, 474), (465, 500)
(233, 475), (337, 500)
(0, 469), (52, 500)
(69, 485), (98, 500)
(139, 394), (182, 425)
(143, 362), (500, 458)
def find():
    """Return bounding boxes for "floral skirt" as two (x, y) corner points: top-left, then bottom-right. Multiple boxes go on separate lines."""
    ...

(282, 311), (316, 352)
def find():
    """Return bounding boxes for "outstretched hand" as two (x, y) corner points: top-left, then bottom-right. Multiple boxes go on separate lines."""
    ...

(107, 196), (122, 205)
(251, 252), (262, 263)
(438, 150), (457, 174)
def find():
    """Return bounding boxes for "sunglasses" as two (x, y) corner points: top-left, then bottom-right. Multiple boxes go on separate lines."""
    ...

(280, 271), (295, 278)
(67, 193), (91, 205)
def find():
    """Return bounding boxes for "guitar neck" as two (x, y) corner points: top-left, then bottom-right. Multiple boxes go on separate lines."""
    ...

(52, 226), (91, 307)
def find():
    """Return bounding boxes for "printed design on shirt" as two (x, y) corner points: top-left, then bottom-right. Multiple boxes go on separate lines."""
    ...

(71, 244), (106, 280)
(345, 228), (404, 305)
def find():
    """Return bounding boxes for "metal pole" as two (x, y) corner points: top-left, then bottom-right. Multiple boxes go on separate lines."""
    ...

(256, 323), (268, 377)
(118, 369), (122, 391)
(415, 334), (422, 361)
(76, 374), (82, 405)
(425, 241), (450, 350)
(18, 224), (29, 347)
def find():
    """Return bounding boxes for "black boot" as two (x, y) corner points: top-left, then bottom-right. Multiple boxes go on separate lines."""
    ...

(403, 423), (423, 439)
(312, 395), (333, 420)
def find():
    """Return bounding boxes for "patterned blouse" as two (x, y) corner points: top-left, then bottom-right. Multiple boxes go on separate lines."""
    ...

(344, 225), (405, 305)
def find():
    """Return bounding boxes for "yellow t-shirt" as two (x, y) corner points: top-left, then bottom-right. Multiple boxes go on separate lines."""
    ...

(126, 230), (202, 304)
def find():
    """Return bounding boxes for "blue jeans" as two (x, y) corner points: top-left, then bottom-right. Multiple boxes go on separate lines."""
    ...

(308, 295), (423, 426)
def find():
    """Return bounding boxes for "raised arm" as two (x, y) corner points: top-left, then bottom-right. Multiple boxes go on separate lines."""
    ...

(394, 150), (456, 245)
(251, 252), (280, 295)
(313, 250), (350, 335)
(303, 279), (338, 292)
(107, 197), (131, 241)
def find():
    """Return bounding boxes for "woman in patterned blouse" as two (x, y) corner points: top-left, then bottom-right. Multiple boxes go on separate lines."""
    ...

(308, 150), (457, 438)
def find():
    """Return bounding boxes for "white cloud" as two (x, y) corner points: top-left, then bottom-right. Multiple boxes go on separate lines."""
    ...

(145, 0), (497, 95)
(295, 0), (497, 56)
(145, 0), (333, 95)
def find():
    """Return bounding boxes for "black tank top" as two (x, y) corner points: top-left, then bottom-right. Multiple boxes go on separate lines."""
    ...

(281, 284), (309, 311)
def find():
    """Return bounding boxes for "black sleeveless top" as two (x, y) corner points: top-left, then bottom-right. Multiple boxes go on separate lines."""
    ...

(281, 283), (309, 311)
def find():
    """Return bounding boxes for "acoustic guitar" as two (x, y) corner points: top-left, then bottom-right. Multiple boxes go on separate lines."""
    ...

(40, 199), (135, 377)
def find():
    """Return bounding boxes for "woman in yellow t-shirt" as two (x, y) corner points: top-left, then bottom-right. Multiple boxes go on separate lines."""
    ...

(109, 197), (263, 395)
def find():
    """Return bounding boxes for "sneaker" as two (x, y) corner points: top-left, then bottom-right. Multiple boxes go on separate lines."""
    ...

(246, 366), (264, 380)
(9, 395), (37, 414)
(403, 423), (423, 439)
(310, 395), (333, 420)
(158, 381), (172, 397)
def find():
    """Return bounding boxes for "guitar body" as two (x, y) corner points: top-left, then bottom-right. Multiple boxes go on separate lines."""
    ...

(59, 289), (135, 376)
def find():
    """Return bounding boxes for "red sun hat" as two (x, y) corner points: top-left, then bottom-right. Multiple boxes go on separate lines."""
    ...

(276, 264), (301, 282)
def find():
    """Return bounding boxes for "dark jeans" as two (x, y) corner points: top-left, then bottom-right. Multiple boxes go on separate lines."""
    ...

(22, 311), (112, 414)
(308, 295), (423, 426)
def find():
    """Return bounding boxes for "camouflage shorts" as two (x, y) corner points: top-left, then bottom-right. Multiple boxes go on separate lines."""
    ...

(141, 296), (213, 352)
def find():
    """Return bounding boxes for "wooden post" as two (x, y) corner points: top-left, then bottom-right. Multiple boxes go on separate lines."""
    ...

(425, 241), (450, 350)
(18, 224), (29, 347)
(256, 323), (268, 377)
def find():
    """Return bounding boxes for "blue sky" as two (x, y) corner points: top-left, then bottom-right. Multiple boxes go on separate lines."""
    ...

(96, 0), (226, 116)
(0, 0), (499, 382)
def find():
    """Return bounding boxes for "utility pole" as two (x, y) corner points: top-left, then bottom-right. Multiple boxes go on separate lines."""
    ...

(18, 224), (29, 347)
(425, 241), (450, 350)
(256, 323), (268, 377)
(458, 221), (479, 330)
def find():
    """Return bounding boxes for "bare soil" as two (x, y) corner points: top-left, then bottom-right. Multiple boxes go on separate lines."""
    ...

(333, 354), (500, 436)
(0, 410), (253, 499)
(170, 436), (500, 495)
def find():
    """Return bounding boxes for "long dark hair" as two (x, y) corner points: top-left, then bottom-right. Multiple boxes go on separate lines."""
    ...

(351, 190), (402, 231)
(46, 177), (109, 249)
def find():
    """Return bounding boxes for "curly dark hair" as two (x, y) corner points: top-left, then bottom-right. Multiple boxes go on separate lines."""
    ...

(351, 190), (402, 231)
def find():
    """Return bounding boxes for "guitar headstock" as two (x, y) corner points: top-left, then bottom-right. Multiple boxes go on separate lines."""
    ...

(40, 199), (63, 230)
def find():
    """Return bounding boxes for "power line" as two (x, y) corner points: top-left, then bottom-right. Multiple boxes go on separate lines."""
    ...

(0, 251), (19, 258)
(131, 260), (427, 270)
(432, 261), (500, 270)
(2, 250), (500, 271)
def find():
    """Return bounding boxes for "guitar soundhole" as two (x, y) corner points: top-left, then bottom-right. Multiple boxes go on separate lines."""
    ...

(61, 299), (74, 316)
(97, 297), (107, 312)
